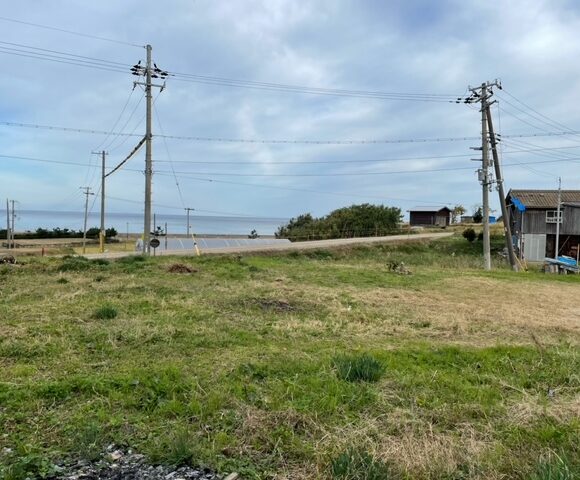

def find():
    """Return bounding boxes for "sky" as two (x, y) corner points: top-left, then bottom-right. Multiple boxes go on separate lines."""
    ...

(2, 0), (580, 224)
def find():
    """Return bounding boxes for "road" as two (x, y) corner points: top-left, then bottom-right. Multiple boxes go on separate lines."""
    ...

(83, 232), (453, 260)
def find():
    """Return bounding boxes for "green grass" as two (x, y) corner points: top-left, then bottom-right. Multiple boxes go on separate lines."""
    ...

(333, 353), (385, 382)
(0, 235), (578, 479)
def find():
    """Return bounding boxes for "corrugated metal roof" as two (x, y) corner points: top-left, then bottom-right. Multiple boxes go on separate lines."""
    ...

(508, 189), (580, 208)
(408, 206), (450, 212)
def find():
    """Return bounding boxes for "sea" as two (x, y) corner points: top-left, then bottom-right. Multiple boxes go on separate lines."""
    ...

(0, 209), (289, 237)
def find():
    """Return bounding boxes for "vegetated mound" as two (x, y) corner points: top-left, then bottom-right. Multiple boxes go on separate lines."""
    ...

(167, 263), (198, 274)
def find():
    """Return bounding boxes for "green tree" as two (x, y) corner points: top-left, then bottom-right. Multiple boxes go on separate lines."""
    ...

(452, 204), (466, 223)
(276, 204), (402, 242)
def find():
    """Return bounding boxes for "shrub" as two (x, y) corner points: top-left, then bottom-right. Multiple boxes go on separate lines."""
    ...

(462, 228), (477, 243)
(92, 304), (118, 320)
(333, 353), (385, 382)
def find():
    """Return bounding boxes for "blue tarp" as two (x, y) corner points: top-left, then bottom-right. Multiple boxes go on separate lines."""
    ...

(512, 197), (526, 212)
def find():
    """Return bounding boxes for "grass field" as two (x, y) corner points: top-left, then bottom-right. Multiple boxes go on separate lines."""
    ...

(0, 236), (578, 479)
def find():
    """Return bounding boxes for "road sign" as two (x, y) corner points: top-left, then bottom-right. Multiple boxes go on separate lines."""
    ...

(149, 238), (160, 249)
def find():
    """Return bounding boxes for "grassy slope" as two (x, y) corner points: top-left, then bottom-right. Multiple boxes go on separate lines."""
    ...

(0, 237), (578, 479)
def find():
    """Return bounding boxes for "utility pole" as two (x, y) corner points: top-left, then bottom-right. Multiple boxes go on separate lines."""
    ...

(486, 106), (519, 271)
(131, 46), (168, 255)
(480, 83), (492, 270)
(555, 177), (562, 258)
(10, 200), (15, 249)
(185, 207), (194, 235)
(465, 80), (502, 270)
(92, 150), (108, 253)
(143, 44), (153, 255)
(80, 187), (94, 255)
(5, 198), (10, 250)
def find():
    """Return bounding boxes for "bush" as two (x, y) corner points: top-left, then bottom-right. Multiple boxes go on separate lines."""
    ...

(462, 228), (476, 243)
(333, 353), (385, 382)
(477, 231), (484, 241)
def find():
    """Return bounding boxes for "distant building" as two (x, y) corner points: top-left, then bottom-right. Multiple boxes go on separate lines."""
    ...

(460, 215), (475, 223)
(507, 189), (580, 261)
(408, 206), (451, 227)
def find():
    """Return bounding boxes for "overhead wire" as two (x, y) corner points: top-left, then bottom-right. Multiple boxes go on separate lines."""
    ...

(168, 71), (460, 102)
(92, 87), (138, 151)
(153, 103), (187, 208)
(0, 15), (143, 48)
(5, 120), (580, 144)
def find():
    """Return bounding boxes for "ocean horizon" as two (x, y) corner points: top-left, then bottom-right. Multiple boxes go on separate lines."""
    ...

(0, 209), (290, 236)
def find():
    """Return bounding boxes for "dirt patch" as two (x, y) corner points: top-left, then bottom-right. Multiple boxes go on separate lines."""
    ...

(167, 263), (198, 274)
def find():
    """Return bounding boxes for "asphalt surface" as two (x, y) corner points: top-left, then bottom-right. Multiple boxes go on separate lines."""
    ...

(83, 232), (453, 259)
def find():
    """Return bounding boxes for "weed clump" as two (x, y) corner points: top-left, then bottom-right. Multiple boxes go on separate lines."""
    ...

(58, 256), (109, 272)
(56, 277), (69, 284)
(331, 448), (394, 479)
(530, 454), (576, 480)
(333, 353), (385, 383)
(92, 304), (118, 320)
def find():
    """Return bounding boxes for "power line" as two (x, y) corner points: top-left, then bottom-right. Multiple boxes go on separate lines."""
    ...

(153, 103), (187, 208)
(499, 88), (580, 134)
(155, 172), (455, 205)
(0, 15), (143, 48)
(0, 47), (130, 74)
(92, 87), (138, 151)
(168, 71), (461, 102)
(0, 40), (131, 67)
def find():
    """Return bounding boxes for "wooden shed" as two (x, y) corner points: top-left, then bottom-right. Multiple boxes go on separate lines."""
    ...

(408, 206), (451, 227)
(507, 189), (580, 261)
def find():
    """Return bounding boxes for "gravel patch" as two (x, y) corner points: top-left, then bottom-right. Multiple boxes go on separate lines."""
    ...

(49, 446), (232, 480)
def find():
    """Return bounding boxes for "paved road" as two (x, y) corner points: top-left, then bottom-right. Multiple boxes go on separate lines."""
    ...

(84, 232), (453, 260)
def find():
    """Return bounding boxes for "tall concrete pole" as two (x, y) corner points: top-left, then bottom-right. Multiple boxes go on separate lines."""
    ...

(555, 177), (562, 258)
(10, 200), (15, 249)
(81, 187), (93, 255)
(100, 151), (106, 253)
(481, 83), (491, 270)
(143, 44), (153, 255)
(185, 207), (194, 235)
(486, 105), (518, 271)
(6, 198), (10, 250)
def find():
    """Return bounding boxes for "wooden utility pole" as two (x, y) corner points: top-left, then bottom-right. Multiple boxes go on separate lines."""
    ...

(486, 105), (519, 270)
(80, 187), (94, 255)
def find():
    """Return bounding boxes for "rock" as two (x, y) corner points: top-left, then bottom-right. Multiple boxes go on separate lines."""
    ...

(49, 446), (221, 480)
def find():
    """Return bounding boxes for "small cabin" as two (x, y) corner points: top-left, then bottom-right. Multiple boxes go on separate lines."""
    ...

(408, 206), (451, 227)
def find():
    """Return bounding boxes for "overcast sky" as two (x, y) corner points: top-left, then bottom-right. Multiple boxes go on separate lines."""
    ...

(2, 0), (580, 222)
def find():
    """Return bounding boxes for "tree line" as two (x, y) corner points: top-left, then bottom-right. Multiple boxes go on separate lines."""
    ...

(275, 204), (402, 241)
(0, 227), (118, 240)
